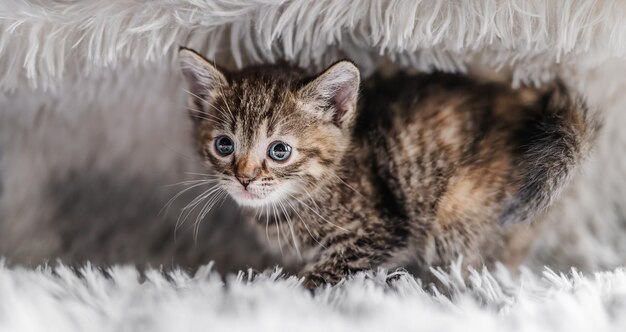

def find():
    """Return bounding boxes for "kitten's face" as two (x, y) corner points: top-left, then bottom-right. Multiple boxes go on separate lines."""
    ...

(179, 49), (360, 208)
(193, 94), (344, 208)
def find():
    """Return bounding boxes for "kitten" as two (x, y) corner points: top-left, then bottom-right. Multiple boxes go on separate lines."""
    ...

(178, 48), (596, 288)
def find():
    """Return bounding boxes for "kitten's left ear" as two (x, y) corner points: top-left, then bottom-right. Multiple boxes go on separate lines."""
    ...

(298, 61), (360, 129)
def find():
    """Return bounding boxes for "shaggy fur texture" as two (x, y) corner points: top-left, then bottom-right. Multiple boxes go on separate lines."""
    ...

(1, 262), (626, 332)
(2, 0), (626, 92)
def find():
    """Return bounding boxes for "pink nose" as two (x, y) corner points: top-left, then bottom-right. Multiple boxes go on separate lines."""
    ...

(236, 176), (255, 188)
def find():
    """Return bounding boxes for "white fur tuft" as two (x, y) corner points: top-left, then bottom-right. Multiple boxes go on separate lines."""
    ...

(1, 0), (626, 92)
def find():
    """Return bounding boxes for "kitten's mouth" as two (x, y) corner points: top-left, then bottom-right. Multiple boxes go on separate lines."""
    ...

(225, 181), (285, 207)
(228, 186), (272, 207)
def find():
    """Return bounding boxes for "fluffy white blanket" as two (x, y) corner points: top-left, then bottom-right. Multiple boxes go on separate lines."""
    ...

(2, 0), (626, 91)
(1, 262), (626, 332)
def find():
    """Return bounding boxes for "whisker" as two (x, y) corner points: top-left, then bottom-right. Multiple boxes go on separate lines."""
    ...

(286, 198), (325, 249)
(295, 175), (358, 230)
(331, 173), (366, 198)
(199, 188), (226, 221)
(271, 202), (285, 257)
(193, 193), (218, 242)
(278, 199), (301, 259)
(184, 107), (222, 121)
(301, 186), (322, 213)
(182, 186), (222, 213)
(175, 185), (222, 235)
(159, 180), (213, 217)
(185, 108), (224, 125)
(183, 172), (228, 179)
(163, 178), (219, 188)
(216, 191), (228, 210)
(193, 189), (226, 242)
(286, 193), (350, 233)
(264, 204), (271, 245)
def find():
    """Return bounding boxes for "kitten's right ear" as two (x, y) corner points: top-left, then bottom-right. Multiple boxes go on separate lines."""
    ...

(298, 61), (360, 130)
(178, 48), (228, 118)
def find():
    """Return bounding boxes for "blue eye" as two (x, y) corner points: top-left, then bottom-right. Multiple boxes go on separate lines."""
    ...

(268, 141), (292, 161)
(215, 135), (234, 156)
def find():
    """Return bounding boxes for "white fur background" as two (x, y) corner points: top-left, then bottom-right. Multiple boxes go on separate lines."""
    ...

(1, 0), (626, 330)
(2, 262), (626, 332)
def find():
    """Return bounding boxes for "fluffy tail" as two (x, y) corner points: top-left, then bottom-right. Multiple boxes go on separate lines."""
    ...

(498, 81), (600, 225)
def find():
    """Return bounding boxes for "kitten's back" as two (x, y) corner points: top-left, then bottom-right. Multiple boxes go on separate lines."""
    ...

(356, 72), (595, 264)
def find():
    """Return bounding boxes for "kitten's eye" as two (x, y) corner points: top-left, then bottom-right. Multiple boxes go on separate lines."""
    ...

(268, 141), (292, 161)
(215, 135), (234, 156)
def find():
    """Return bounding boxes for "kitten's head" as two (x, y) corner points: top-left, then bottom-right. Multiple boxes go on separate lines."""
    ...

(178, 48), (360, 208)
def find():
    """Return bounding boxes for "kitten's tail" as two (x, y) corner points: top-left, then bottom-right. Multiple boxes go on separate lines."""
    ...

(499, 81), (600, 225)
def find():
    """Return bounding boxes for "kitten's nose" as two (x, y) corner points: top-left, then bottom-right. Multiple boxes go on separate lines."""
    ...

(236, 176), (255, 189)
(235, 159), (261, 189)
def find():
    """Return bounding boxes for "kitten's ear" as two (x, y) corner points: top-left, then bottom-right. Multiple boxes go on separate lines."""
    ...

(298, 61), (360, 129)
(178, 48), (228, 120)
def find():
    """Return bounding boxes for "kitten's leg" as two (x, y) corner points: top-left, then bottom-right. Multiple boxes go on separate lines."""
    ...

(299, 222), (407, 288)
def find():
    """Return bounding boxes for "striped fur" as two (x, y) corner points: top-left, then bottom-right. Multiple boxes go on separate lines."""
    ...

(179, 49), (597, 288)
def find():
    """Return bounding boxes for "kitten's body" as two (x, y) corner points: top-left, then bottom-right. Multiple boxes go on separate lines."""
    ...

(179, 49), (595, 287)
(259, 72), (592, 285)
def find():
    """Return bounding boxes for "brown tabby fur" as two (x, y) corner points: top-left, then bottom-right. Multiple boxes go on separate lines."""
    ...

(178, 48), (596, 288)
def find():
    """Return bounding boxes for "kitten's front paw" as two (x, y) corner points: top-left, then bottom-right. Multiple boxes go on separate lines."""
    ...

(300, 271), (345, 290)
(300, 272), (326, 290)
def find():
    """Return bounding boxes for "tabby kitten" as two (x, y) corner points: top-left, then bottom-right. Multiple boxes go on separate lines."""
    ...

(178, 48), (595, 288)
